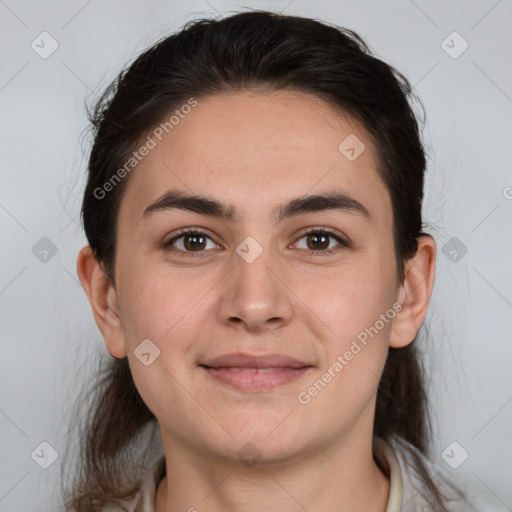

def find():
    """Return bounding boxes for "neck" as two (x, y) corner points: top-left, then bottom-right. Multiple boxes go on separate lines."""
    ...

(156, 430), (390, 512)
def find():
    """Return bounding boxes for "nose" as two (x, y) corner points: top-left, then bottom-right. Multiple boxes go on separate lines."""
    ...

(216, 245), (294, 333)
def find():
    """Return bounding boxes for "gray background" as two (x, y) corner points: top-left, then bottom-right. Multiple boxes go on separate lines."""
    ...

(0, 0), (511, 510)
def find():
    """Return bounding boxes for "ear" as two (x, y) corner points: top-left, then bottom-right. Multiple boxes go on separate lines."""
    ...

(390, 235), (436, 348)
(76, 246), (127, 358)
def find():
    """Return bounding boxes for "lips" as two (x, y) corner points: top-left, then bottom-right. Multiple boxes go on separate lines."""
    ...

(201, 352), (311, 369)
(200, 352), (313, 391)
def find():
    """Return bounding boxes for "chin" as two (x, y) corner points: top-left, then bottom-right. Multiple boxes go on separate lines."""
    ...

(216, 422), (311, 464)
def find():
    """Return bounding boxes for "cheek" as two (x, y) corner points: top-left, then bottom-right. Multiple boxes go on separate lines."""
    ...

(116, 261), (210, 343)
(297, 282), (394, 426)
(120, 268), (208, 419)
(303, 259), (396, 338)
(128, 357), (197, 432)
(302, 258), (396, 398)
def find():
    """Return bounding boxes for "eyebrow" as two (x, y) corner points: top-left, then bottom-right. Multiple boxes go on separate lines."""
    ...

(141, 189), (371, 223)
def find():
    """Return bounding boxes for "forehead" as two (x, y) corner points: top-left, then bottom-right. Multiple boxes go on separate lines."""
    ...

(118, 90), (392, 227)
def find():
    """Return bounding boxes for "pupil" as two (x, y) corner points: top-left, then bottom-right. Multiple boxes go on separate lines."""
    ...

(186, 235), (205, 250)
(310, 233), (328, 250)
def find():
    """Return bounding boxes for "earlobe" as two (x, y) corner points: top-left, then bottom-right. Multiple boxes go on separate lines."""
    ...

(76, 246), (127, 358)
(389, 235), (436, 349)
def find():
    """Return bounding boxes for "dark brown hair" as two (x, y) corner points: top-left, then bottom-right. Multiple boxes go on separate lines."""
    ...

(62, 10), (467, 511)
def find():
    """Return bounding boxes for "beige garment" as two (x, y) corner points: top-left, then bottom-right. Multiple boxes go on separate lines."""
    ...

(105, 436), (506, 512)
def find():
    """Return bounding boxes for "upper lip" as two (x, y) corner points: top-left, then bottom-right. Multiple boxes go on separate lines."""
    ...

(201, 352), (311, 369)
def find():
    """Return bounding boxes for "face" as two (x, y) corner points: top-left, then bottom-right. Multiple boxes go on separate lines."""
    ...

(110, 90), (402, 463)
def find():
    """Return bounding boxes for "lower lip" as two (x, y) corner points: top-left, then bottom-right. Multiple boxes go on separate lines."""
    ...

(201, 366), (311, 391)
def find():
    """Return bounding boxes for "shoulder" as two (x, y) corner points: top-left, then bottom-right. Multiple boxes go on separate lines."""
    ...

(375, 436), (508, 512)
(99, 454), (166, 512)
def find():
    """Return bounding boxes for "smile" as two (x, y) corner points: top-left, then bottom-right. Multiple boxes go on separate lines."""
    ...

(200, 365), (312, 391)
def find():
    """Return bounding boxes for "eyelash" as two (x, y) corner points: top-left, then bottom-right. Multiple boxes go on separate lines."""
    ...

(163, 226), (349, 258)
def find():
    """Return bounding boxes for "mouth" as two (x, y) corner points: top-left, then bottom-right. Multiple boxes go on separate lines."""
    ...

(199, 352), (313, 391)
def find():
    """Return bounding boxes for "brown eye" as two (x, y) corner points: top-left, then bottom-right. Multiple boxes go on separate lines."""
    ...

(165, 229), (219, 256)
(306, 232), (330, 251)
(293, 228), (349, 255)
(182, 233), (207, 251)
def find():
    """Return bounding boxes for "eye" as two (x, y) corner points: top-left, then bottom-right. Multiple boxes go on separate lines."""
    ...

(164, 228), (220, 257)
(293, 228), (349, 255)
(163, 226), (349, 258)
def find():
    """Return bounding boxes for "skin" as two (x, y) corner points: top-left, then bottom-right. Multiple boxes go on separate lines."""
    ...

(77, 90), (436, 512)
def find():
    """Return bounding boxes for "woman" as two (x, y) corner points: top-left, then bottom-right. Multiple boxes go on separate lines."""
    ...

(62, 10), (503, 512)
